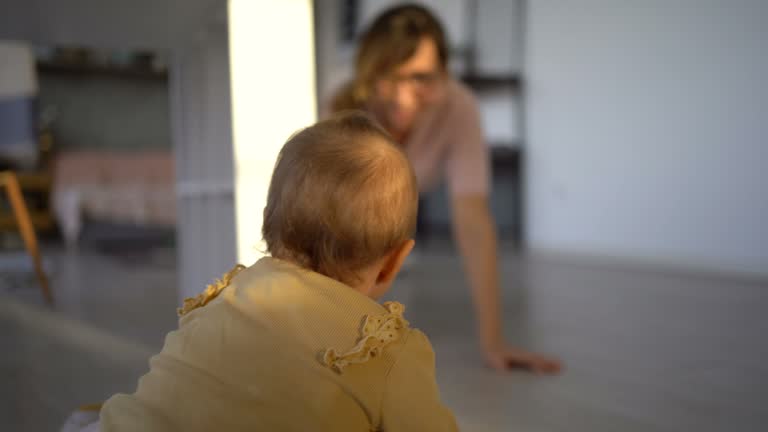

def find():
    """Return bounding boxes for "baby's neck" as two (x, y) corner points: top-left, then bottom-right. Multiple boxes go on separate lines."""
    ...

(271, 253), (377, 299)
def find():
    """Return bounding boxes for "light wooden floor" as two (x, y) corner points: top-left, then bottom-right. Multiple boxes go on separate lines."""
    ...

(399, 251), (768, 432)
(2, 245), (767, 431)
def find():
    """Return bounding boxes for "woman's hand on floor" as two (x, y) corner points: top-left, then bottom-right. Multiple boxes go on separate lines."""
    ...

(483, 345), (563, 374)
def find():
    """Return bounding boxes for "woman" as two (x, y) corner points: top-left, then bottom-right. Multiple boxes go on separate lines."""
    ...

(329, 4), (561, 373)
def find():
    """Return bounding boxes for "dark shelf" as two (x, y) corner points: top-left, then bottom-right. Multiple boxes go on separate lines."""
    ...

(37, 62), (167, 81)
(488, 141), (523, 149)
(491, 146), (521, 171)
(460, 73), (521, 90)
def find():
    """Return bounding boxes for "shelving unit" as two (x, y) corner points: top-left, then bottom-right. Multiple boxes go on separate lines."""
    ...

(461, 0), (525, 243)
(37, 61), (167, 81)
(460, 73), (521, 91)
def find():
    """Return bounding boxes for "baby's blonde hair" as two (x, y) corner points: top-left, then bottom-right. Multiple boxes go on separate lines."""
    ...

(262, 111), (418, 284)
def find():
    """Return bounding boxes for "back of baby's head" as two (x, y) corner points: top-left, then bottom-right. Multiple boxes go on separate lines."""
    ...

(263, 111), (418, 284)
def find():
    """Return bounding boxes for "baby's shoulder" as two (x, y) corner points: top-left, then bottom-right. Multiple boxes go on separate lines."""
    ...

(399, 327), (435, 356)
(320, 301), (413, 374)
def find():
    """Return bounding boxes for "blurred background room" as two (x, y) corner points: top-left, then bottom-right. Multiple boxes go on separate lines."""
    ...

(1, 0), (767, 431)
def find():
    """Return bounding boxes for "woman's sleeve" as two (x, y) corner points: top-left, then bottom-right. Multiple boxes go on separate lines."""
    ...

(379, 329), (459, 431)
(444, 86), (491, 198)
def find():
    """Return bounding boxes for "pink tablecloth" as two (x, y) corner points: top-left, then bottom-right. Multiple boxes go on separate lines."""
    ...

(52, 151), (176, 244)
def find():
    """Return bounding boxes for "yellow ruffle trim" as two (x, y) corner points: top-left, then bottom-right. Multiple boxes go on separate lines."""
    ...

(177, 264), (246, 317)
(321, 301), (409, 374)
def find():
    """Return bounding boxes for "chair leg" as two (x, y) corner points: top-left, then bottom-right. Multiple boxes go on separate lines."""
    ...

(1, 172), (53, 304)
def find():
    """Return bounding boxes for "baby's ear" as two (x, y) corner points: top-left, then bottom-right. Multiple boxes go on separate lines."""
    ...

(377, 239), (415, 285)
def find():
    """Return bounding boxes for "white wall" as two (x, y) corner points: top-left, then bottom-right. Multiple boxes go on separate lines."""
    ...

(171, 20), (238, 300)
(525, 0), (768, 276)
(228, 0), (317, 266)
(475, 0), (523, 74)
(474, 0), (524, 146)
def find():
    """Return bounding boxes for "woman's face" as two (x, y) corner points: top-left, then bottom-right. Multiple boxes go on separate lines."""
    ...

(372, 37), (445, 135)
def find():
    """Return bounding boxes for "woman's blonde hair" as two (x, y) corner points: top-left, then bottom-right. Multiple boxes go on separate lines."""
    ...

(262, 111), (418, 284)
(331, 4), (449, 112)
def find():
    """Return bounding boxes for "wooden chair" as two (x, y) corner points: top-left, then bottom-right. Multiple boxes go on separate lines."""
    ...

(1, 171), (53, 304)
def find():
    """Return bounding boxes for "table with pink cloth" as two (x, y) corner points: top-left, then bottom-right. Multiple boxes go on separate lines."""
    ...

(52, 151), (176, 244)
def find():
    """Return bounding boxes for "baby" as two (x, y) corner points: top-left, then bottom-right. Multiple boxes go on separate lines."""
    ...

(95, 112), (458, 431)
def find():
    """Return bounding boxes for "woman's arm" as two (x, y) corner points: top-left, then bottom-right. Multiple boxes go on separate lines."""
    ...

(451, 194), (561, 374)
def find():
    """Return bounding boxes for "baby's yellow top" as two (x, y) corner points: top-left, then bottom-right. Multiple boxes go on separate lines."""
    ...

(99, 257), (458, 431)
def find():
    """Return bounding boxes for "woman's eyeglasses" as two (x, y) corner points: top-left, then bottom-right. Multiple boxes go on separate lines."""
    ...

(380, 71), (443, 93)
